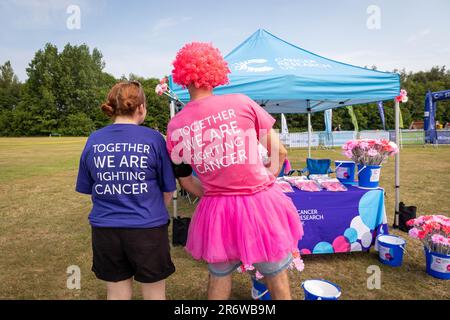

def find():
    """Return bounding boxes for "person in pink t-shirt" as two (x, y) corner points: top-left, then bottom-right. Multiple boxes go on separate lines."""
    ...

(166, 42), (303, 300)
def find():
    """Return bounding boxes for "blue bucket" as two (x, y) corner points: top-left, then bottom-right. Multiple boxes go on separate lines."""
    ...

(424, 248), (450, 280)
(335, 160), (355, 183)
(357, 164), (382, 189)
(251, 278), (271, 300)
(302, 279), (341, 300)
(377, 235), (406, 267)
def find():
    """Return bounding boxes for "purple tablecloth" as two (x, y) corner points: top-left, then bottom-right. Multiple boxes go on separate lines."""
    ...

(285, 185), (389, 255)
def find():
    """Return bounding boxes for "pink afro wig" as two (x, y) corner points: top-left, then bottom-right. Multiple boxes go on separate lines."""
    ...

(172, 42), (230, 90)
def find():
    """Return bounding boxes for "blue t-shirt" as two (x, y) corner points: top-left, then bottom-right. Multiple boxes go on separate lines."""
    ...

(76, 124), (177, 228)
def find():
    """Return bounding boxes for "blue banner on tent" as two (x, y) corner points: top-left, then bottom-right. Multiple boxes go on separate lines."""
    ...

(424, 91), (437, 144)
(377, 101), (386, 130)
(431, 89), (450, 102)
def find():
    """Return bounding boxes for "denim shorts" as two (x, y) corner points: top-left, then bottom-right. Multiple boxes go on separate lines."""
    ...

(208, 253), (293, 278)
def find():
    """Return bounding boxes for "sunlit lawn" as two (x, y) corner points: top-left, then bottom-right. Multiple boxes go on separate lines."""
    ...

(0, 137), (449, 300)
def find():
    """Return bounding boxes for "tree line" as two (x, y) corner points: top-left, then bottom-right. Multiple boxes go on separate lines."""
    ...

(0, 43), (449, 136)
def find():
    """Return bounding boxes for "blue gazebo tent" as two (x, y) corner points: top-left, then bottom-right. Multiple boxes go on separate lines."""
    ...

(169, 29), (400, 113)
(168, 29), (403, 228)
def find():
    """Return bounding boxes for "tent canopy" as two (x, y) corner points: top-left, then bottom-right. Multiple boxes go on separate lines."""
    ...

(169, 29), (400, 114)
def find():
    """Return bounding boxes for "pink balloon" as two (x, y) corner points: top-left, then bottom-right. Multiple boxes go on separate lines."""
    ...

(332, 236), (350, 253)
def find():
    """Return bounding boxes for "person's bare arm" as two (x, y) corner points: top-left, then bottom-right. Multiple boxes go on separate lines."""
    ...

(179, 175), (204, 198)
(163, 192), (173, 207)
(261, 129), (288, 177)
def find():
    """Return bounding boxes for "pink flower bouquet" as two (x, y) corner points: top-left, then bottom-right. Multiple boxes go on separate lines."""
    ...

(395, 89), (408, 103)
(155, 77), (185, 106)
(407, 215), (450, 255)
(342, 139), (399, 166)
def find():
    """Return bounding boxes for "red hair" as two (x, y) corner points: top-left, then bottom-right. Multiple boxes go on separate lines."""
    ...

(172, 42), (230, 90)
(101, 81), (146, 118)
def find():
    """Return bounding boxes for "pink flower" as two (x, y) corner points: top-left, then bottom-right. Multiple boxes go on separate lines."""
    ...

(408, 228), (420, 239)
(431, 234), (446, 245)
(343, 141), (354, 151)
(155, 84), (164, 96)
(359, 141), (369, 149)
(396, 89), (408, 103)
(344, 150), (353, 159)
(292, 257), (305, 272)
(388, 141), (399, 154)
(367, 148), (378, 157)
(155, 83), (169, 96)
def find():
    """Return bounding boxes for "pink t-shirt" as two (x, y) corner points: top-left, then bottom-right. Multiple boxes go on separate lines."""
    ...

(166, 94), (276, 196)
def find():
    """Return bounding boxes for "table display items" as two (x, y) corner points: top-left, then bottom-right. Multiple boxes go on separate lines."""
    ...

(280, 175), (347, 193)
(275, 179), (294, 193)
(342, 139), (399, 189)
(407, 215), (450, 280)
(317, 178), (348, 192)
(309, 174), (330, 181)
(294, 179), (322, 192)
(284, 176), (321, 192)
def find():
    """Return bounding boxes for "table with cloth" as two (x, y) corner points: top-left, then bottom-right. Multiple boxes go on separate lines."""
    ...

(285, 185), (389, 255)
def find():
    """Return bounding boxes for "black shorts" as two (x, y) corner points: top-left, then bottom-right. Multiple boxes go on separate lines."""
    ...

(91, 224), (175, 283)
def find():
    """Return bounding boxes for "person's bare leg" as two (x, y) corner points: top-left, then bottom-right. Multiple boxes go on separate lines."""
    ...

(141, 280), (166, 300)
(106, 278), (133, 300)
(265, 270), (292, 300)
(208, 274), (232, 300)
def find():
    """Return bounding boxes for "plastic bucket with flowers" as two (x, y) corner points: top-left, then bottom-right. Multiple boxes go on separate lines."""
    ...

(342, 139), (399, 190)
(357, 164), (382, 189)
(407, 215), (450, 280)
(424, 248), (450, 280)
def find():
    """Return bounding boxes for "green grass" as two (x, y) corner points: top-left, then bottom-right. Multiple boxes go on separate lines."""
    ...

(0, 137), (449, 300)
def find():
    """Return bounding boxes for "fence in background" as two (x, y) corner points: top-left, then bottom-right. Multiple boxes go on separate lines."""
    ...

(281, 130), (450, 148)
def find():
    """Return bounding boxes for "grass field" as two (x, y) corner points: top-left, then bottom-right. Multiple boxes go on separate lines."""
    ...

(0, 137), (449, 300)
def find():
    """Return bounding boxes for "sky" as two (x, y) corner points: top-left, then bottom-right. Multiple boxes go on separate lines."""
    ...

(0, 0), (449, 81)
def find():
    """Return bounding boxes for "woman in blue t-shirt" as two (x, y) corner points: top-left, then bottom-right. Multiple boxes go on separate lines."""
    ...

(76, 81), (177, 300)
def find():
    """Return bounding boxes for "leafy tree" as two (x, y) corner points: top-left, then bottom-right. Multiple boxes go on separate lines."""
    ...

(61, 113), (95, 136)
(0, 61), (22, 111)
(0, 42), (448, 136)
(126, 74), (171, 134)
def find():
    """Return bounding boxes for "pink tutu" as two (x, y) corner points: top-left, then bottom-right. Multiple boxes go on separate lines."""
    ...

(185, 184), (304, 265)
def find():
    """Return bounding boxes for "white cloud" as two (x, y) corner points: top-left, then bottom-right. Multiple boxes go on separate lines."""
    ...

(151, 16), (192, 36)
(322, 48), (448, 73)
(101, 45), (174, 80)
(0, 0), (104, 30)
(406, 28), (431, 44)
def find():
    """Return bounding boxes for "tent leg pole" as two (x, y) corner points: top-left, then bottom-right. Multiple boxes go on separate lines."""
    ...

(169, 101), (178, 219)
(170, 101), (176, 119)
(307, 104), (312, 158)
(393, 99), (400, 229)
